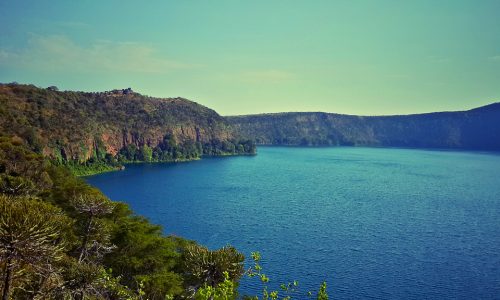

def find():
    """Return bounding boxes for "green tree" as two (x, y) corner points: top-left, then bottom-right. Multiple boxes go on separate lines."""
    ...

(120, 144), (137, 161)
(183, 245), (245, 290)
(56, 257), (137, 300)
(0, 195), (70, 300)
(71, 193), (115, 263)
(139, 145), (153, 162)
(0, 138), (53, 195)
(104, 203), (185, 299)
(195, 271), (235, 300)
(0, 174), (36, 196)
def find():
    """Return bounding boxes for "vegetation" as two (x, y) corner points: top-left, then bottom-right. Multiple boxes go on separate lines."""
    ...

(227, 103), (500, 150)
(183, 245), (245, 290)
(0, 195), (69, 300)
(0, 83), (256, 176)
(0, 136), (240, 299)
(194, 251), (330, 300)
(0, 82), (342, 299)
(0, 136), (328, 299)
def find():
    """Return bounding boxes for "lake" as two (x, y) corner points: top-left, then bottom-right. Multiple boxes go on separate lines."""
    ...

(86, 147), (500, 299)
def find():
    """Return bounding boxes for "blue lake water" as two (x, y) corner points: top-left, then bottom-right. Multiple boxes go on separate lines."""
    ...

(86, 147), (500, 299)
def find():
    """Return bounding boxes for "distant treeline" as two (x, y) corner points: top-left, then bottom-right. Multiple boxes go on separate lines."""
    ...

(227, 103), (500, 151)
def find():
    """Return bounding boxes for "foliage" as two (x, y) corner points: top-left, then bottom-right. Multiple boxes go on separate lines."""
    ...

(227, 105), (500, 150)
(0, 195), (70, 300)
(104, 206), (186, 298)
(0, 83), (257, 176)
(183, 244), (245, 289)
(316, 282), (328, 300)
(0, 136), (252, 299)
(195, 271), (236, 300)
(0, 136), (53, 194)
(192, 251), (330, 300)
(0, 136), (329, 299)
(62, 160), (118, 177)
(71, 193), (116, 263)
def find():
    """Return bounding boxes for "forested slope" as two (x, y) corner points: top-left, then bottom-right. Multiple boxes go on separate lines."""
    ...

(0, 83), (255, 174)
(0, 136), (249, 299)
(227, 103), (500, 150)
(0, 84), (328, 299)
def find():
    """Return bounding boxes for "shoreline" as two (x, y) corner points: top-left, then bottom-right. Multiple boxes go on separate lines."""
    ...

(77, 152), (257, 177)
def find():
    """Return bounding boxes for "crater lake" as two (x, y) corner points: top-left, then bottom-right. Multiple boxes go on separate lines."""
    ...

(86, 147), (500, 299)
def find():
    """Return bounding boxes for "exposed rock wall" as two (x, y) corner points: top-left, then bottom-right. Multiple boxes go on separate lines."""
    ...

(0, 84), (245, 162)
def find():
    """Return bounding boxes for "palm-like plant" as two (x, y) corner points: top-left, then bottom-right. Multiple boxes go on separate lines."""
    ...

(184, 244), (245, 289)
(0, 195), (70, 300)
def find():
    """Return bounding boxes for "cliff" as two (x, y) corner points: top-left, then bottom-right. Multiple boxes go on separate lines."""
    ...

(0, 83), (255, 170)
(227, 104), (500, 150)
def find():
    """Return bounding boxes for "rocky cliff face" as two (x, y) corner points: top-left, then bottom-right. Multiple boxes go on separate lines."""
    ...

(0, 84), (250, 162)
(227, 103), (500, 151)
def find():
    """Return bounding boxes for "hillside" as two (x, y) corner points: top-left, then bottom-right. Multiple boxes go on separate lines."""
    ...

(0, 136), (254, 299)
(0, 83), (255, 174)
(227, 104), (500, 150)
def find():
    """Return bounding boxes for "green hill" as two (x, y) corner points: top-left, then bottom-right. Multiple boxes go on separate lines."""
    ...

(227, 104), (500, 150)
(0, 83), (255, 175)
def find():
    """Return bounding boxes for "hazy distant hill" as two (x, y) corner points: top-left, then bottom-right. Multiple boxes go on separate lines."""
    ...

(227, 103), (500, 151)
(0, 83), (255, 166)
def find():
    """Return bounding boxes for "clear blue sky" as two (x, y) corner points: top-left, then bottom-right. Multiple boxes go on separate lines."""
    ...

(1, 0), (499, 115)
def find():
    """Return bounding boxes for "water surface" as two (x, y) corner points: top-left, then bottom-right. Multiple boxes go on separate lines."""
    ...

(87, 147), (500, 299)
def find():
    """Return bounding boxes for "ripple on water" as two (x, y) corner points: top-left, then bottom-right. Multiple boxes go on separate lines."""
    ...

(87, 147), (500, 299)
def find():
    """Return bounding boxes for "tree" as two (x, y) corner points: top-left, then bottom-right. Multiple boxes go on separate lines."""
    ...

(56, 257), (136, 300)
(139, 145), (153, 162)
(105, 204), (185, 299)
(195, 271), (235, 300)
(0, 138), (53, 195)
(119, 144), (137, 161)
(0, 174), (36, 196)
(71, 193), (115, 263)
(0, 195), (70, 300)
(183, 245), (245, 291)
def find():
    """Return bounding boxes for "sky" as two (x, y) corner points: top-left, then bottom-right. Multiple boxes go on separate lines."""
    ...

(1, 0), (499, 116)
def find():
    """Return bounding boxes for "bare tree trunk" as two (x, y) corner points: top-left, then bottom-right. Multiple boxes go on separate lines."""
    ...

(2, 256), (13, 300)
(78, 214), (93, 263)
